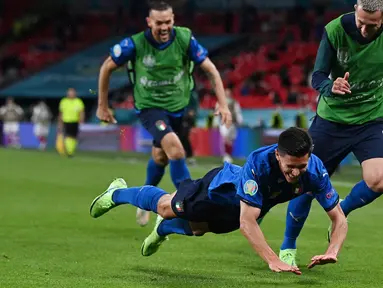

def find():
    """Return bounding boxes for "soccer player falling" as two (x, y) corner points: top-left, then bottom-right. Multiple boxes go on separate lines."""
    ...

(279, 0), (383, 266)
(96, 1), (232, 227)
(90, 127), (348, 274)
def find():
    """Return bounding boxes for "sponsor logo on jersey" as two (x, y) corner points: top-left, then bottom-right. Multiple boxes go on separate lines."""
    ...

(139, 71), (185, 88)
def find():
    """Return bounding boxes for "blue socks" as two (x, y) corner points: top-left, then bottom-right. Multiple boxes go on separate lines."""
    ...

(144, 157), (190, 189)
(280, 181), (382, 251)
(145, 158), (165, 186)
(112, 186), (167, 213)
(281, 193), (314, 250)
(341, 181), (381, 216)
(157, 218), (193, 236)
(169, 159), (191, 189)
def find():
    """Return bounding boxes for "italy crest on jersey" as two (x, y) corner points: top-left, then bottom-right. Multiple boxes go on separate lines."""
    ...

(337, 47), (350, 68)
(244, 180), (258, 196)
(143, 55), (156, 68)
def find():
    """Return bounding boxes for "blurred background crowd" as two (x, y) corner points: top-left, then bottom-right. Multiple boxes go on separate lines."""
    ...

(0, 0), (357, 164)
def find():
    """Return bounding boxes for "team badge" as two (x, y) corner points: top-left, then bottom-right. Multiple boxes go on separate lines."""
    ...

(337, 47), (350, 67)
(244, 180), (258, 196)
(294, 186), (303, 195)
(155, 120), (167, 131)
(175, 201), (184, 212)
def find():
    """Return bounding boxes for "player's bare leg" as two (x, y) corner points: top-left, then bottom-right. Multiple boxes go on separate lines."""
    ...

(161, 132), (191, 187)
(361, 158), (383, 193)
(137, 147), (168, 227)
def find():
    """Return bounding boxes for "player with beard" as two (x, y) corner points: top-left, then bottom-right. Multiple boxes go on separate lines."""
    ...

(97, 1), (232, 227)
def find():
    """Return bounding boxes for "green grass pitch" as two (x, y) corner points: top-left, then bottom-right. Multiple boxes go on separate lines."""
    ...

(0, 148), (381, 287)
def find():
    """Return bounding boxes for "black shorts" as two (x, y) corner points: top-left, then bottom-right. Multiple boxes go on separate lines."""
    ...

(310, 116), (383, 175)
(137, 108), (184, 148)
(171, 167), (240, 234)
(63, 122), (79, 138)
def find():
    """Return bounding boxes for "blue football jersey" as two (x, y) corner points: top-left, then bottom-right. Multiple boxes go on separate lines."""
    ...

(208, 144), (339, 217)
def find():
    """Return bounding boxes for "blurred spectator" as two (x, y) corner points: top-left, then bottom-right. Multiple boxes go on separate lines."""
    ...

(295, 109), (308, 129)
(271, 107), (283, 129)
(31, 100), (52, 150)
(0, 97), (24, 148)
(215, 88), (243, 164)
(269, 91), (283, 105)
(206, 111), (214, 129)
(287, 85), (301, 104)
(240, 79), (253, 96)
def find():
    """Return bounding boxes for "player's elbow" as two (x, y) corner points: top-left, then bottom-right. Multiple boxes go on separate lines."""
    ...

(100, 57), (117, 74)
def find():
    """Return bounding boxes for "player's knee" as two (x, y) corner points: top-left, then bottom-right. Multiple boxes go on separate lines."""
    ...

(163, 141), (185, 160)
(167, 145), (185, 160)
(362, 159), (383, 193)
(161, 133), (185, 160)
(156, 194), (176, 219)
(364, 173), (383, 193)
(152, 152), (168, 166)
(153, 154), (169, 166)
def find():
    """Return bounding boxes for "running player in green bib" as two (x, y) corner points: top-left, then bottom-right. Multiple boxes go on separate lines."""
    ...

(279, 0), (383, 266)
(97, 1), (232, 227)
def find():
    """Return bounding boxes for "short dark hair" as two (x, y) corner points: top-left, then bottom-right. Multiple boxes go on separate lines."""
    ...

(277, 127), (313, 157)
(149, 1), (172, 13)
(357, 0), (383, 13)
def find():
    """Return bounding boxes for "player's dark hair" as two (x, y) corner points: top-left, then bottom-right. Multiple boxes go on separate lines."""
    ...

(148, 1), (172, 12)
(357, 0), (383, 12)
(277, 127), (313, 157)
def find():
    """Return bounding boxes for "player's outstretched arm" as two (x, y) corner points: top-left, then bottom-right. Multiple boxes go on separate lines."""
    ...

(239, 201), (301, 275)
(200, 58), (232, 128)
(97, 56), (118, 123)
(308, 203), (348, 269)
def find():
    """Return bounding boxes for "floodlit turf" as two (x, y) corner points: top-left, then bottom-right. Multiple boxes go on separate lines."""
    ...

(0, 148), (380, 287)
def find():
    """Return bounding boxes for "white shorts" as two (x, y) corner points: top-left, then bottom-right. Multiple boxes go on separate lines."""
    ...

(3, 122), (20, 134)
(219, 125), (237, 141)
(34, 124), (50, 137)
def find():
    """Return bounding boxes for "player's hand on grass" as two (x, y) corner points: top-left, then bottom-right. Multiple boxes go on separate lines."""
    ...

(332, 72), (351, 95)
(269, 260), (302, 275)
(215, 105), (232, 128)
(96, 106), (117, 124)
(307, 254), (337, 269)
